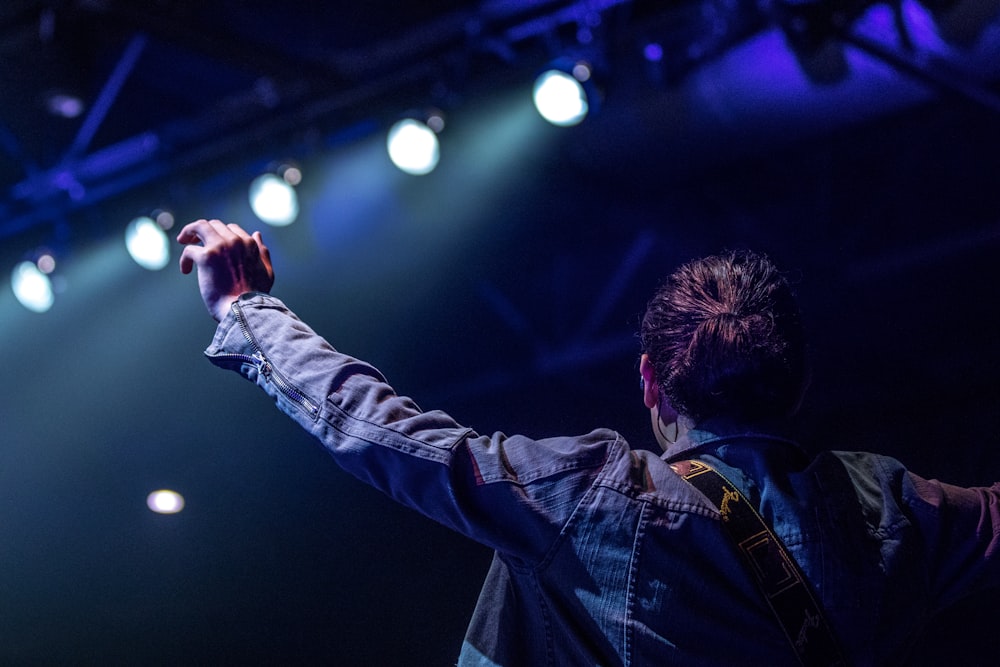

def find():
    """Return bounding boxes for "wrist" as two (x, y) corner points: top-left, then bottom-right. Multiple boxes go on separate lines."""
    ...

(213, 295), (240, 322)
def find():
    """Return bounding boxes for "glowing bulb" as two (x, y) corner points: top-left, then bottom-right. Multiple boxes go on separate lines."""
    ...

(281, 165), (302, 186)
(36, 254), (56, 274)
(11, 261), (54, 312)
(125, 216), (170, 270)
(154, 209), (175, 230)
(387, 119), (440, 175)
(533, 69), (589, 126)
(147, 489), (185, 514)
(249, 173), (299, 226)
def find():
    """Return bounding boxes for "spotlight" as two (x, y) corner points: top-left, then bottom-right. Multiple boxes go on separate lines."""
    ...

(249, 163), (300, 226)
(533, 60), (595, 127)
(45, 91), (85, 119)
(146, 489), (185, 514)
(36, 251), (57, 274)
(387, 111), (444, 175)
(125, 214), (171, 270)
(11, 260), (55, 313)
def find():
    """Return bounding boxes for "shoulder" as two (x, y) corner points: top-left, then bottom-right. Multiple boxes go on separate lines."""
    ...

(469, 428), (625, 486)
(591, 438), (722, 515)
(810, 450), (932, 534)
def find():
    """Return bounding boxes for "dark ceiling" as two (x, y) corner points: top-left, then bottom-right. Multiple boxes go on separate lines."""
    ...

(2, 1), (1000, 665)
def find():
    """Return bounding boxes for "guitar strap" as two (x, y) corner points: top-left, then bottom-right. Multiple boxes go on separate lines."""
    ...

(670, 459), (849, 667)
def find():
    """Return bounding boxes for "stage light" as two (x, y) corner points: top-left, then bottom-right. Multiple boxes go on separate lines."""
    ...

(45, 92), (85, 119)
(125, 215), (170, 270)
(36, 252), (56, 274)
(533, 61), (593, 126)
(146, 489), (185, 514)
(11, 260), (55, 313)
(644, 43), (664, 63)
(387, 114), (442, 175)
(153, 208), (175, 231)
(249, 164), (300, 226)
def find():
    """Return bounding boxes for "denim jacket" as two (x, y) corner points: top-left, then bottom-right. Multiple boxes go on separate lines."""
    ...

(206, 293), (1000, 666)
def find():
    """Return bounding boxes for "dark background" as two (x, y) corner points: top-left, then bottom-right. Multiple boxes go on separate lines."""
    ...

(1, 1), (999, 664)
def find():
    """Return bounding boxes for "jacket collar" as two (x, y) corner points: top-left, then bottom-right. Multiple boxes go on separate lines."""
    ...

(661, 417), (802, 463)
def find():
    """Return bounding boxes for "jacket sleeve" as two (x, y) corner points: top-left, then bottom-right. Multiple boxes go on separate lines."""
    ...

(203, 292), (618, 563)
(901, 467), (1000, 610)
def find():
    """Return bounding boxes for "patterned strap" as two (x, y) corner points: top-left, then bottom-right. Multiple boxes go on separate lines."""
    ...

(670, 459), (848, 667)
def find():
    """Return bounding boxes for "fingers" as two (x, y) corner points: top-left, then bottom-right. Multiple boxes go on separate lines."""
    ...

(252, 231), (272, 272)
(176, 218), (272, 278)
(177, 219), (273, 280)
(176, 218), (241, 246)
(227, 223), (252, 240)
(178, 244), (202, 275)
(177, 219), (226, 274)
(177, 219), (214, 245)
(176, 219), (263, 260)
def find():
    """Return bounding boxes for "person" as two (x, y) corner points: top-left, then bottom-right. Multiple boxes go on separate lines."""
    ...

(178, 218), (1000, 666)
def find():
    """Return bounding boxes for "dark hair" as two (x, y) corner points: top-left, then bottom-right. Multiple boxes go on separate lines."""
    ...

(640, 250), (806, 424)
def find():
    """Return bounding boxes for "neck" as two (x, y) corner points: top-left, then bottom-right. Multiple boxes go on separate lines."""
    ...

(653, 411), (694, 451)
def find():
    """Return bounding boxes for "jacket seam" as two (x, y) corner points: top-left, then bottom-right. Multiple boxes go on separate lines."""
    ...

(319, 399), (474, 461)
(530, 434), (622, 572)
(623, 500), (650, 667)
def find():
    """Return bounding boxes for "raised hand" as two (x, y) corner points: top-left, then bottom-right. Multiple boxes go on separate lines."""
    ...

(177, 219), (275, 321)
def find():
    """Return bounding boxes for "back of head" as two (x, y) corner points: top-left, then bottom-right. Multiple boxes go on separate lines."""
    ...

(640, 250), (806, 425)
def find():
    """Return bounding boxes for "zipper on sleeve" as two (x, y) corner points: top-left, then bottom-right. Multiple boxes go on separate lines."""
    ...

(228, 301), (320, 419)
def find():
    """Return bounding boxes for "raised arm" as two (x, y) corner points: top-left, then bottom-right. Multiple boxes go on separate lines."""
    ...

(177, 220), (620, 561)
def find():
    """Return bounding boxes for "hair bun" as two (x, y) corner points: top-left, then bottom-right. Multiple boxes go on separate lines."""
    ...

(639, 250), (806, 423)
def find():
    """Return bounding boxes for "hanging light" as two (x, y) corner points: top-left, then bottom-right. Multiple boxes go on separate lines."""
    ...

(387, 110), (445, 175)
(125, 214), (171, 270)
(533, 60), (595, 127)
(249, 162), (301, 226)
(146, 489), (185, 514)
(11, 260), (55, 313)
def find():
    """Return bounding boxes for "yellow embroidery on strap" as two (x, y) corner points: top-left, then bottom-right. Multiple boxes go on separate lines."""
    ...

(719, 486), (739, 521)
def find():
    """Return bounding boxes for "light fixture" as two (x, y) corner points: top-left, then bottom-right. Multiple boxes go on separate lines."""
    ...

(249, 162), (301, 226)
(386, 110), (444, 175)
(11, 259), (55, 313)
(146, 489), (185, 514)
(125, 213), (171, 270)
(45, 91), (85, 119)
(532, 60), (595, 127)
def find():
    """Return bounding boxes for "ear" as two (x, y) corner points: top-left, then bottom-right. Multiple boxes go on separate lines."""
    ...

(639, 354), (659, 409)
(641, 354), (681, 422)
